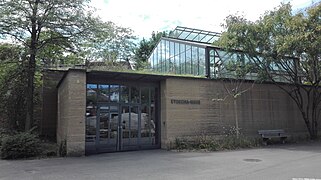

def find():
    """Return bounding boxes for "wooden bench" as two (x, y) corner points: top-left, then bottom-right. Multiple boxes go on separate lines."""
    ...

(258, 129), (288, 145)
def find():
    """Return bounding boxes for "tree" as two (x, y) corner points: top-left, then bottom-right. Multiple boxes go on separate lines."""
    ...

(81, 21), (136, 65)
(0, 0), (131, 130)
(217, 2), (321, 139)
(0, 43), (27, 131)
(213, 53), (255, 138)
(133, 31), (167, 70)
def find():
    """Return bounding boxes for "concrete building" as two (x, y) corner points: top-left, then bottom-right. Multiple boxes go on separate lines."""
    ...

(42, 27), (315, 156)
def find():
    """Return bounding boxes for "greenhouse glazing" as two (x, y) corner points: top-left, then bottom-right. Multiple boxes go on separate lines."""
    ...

(148, 26), (256, 79)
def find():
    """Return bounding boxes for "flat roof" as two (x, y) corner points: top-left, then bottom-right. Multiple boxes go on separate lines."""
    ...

(55, 68), (208, 88)
(87, 69), (207, 82)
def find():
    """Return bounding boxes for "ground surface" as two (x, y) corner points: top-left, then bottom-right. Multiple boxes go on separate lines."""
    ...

(1, 142), (321, 180)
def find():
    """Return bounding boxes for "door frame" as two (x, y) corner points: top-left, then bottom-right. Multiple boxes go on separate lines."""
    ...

(85, 82), (161, 155)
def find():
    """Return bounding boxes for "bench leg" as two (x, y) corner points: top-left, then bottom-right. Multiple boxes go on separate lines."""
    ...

(280, 137), (286, 144)
(262, 138), (268, 146)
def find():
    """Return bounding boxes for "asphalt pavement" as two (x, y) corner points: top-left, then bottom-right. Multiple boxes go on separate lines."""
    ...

(1, 142), (321, 180)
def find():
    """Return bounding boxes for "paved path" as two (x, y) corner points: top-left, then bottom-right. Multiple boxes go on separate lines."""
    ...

(1, 142), (321, 180)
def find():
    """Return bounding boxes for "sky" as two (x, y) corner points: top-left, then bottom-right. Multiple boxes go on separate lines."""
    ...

(90, 0), (315, 39)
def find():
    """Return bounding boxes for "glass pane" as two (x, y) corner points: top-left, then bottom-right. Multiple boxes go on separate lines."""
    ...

(141, 105), (150, 140)
(209, 49), (216, 78)
(130, 106), (139, 139)
(151, 88), (155, 106)
(98, 85), (109, 102)
(109, 85), (119, 102)
(150, 102), (156, 145)
(192, 46), (199, 75)
(179, 31), (191, 39)
(141, 87), (149, 104)
(151, 88), (156, 145)
(86, 116), (96, 142)
(180, 44), (186, 74)
(175, 42), (180, 74)
(165, 40), (169, 72)
(121, 106), (130, 139)
(120, 85), (129, 103)
(199, 48), (206, 76)
(99, 106), (109, 144)
(87, 84), (97, 106)
(109, 106), (118, 141)
(169, 41), (175, 73)
(185, 45), (192, 74)
(131, 87), (140, 103)
(154, 48), (158, 71)
(160, 40), (166, 72)
(86, 84), (97, 143)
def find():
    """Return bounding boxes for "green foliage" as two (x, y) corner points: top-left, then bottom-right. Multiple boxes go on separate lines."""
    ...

(0, 128), (9, 147)
(40, 142), (58, 157)
(221, 135), (259, 149)
(82, 21), (136, 65)
(225, 60), (256, 79)
(133, 31), (168, 70)
(0, 0), (136, 130)
(0, 132), (41, 159)
(59, 140), (67, 157)
(174, 135), (219, 151)
(0, 43), (27, 130)
(173, 126), (260, 151)
(217, 2), (321, 139)
(174, 135), (259, 151)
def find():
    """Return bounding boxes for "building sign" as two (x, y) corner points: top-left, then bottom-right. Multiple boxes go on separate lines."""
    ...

(171, 99), (200, 105)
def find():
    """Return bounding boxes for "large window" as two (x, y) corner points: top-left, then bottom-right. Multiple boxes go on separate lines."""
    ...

(149, 39), (206, 76)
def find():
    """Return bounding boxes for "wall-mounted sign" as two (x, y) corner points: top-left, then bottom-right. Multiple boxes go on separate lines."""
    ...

(171, 99), (200, 105)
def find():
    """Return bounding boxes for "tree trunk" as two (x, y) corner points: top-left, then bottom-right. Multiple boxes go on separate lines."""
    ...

(25, 0), (39, 131)
(303, 115), (318, 140)
(233, 98), (240, 138)
(25, 54), (36, 131)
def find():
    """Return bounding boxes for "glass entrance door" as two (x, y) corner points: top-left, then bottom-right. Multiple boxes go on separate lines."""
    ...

(86, 83), (160, 154)
(97, 105), (119, 152)
(120, 106), (140, 151)
(95, 105), (142, 152)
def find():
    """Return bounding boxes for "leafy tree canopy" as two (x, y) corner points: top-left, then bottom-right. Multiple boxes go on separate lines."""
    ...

(217, 2), (321, 138)
(133, 31), (167, 70)
(0, 0), (136, 131)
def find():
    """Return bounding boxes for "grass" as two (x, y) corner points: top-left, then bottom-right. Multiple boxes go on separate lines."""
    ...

(48, 65), (207, 79)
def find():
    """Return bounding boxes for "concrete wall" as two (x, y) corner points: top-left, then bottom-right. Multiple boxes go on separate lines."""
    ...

(160, 78), (309, 148)
(42, 70), (65, 138)
(57, 69), (86, 156)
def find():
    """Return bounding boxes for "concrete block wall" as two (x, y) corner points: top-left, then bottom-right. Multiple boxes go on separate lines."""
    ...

(57, 69), (86, 156)
(160, 78), (309, 148)
(42, 70), (65, 138)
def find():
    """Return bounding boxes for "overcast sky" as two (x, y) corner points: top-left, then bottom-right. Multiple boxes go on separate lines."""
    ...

(93, 0), (313, 39)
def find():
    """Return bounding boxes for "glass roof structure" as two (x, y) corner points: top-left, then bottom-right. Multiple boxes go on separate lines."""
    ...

(148, 26), (294, 82)
(168, 26), (221, 44)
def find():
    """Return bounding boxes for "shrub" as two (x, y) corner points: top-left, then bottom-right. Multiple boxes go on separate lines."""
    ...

(175, 138), (190, 150)
(173, 135), (260, 151)
(40, 142), (58, 157)
(59, 140), (67, 157)
(219, 135), (260, 150)
(0, 132), (41, 159)
(0, 128), (11, 149)
(174, 135), (220, 151)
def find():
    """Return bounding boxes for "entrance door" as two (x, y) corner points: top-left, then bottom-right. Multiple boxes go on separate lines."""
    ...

(97, 105), (119, 152)
(94, 105), (141, 152)
(85, 83), (160, 154)
(120, 105), (140, 151)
